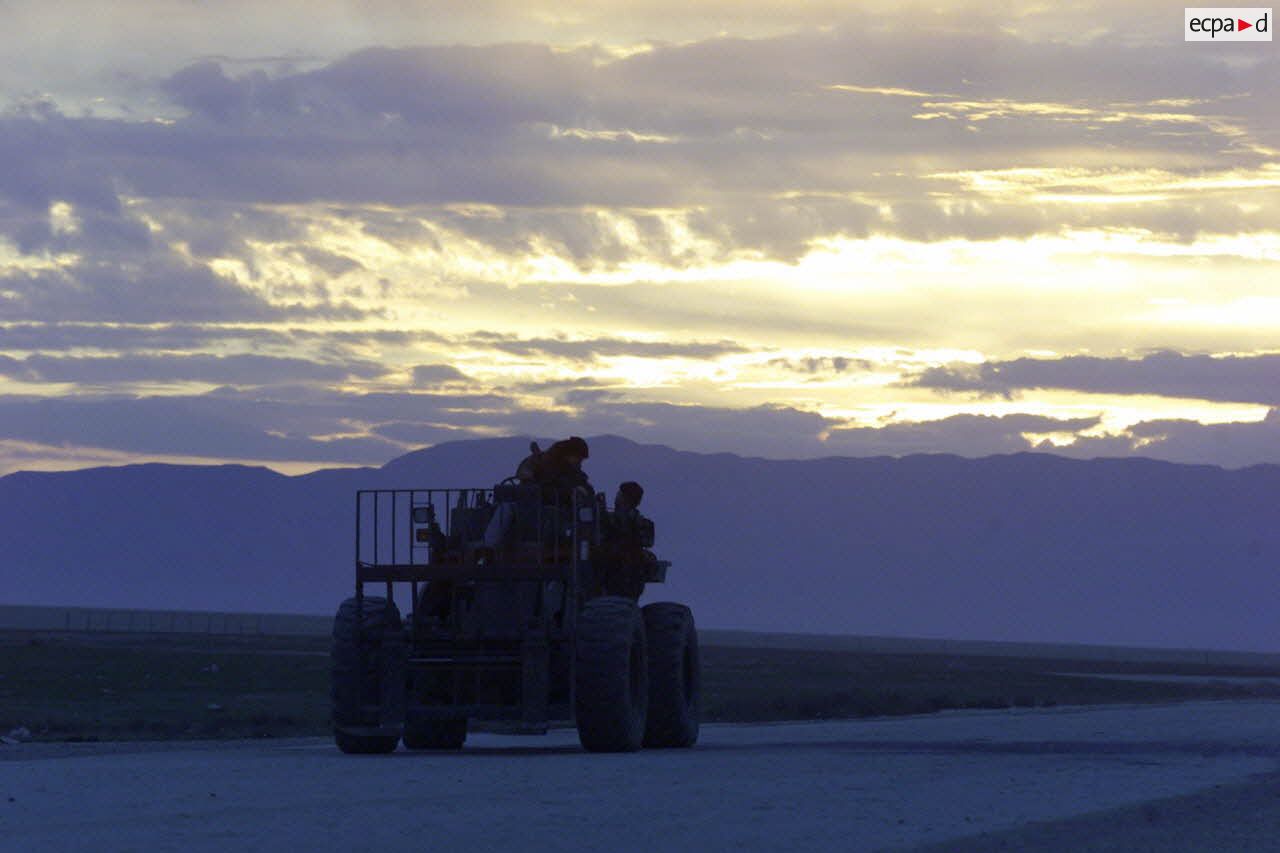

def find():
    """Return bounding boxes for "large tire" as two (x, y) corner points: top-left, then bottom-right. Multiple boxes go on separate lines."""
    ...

(402, 718), (467, 750)
(642, 602), (700, 748)
(331, 596), (406, 755)
(574, 596), (648, 752)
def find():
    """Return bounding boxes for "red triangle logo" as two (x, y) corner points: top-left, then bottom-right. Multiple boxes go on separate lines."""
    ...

(1239, 18), (1253, 30)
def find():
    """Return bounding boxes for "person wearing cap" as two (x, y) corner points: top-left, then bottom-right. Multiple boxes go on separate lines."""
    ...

(516, 436), (592, 498)
(486, 436), (594, 548)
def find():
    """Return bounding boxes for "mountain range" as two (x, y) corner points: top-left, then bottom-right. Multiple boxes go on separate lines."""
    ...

(2, 435), (1276, 651)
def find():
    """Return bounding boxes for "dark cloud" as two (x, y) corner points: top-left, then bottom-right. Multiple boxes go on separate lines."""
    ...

(825, 413), (1102, 458)
(411, 394), (841, 457)
(162, 45), (591, 133)
(0, 129), (372, 324)
(909, 352), (1280, 405)
(434, 206), (713, 269)
(1050, 409), (1280, 470)
(0, 388), (525, 465)
(163, 61), (259, 124)
(467, 333), (748, 361)
(0, 20), (1276, 474)
(0, 108), (122, 214)
(0, 353), (388, 385)
(140, 201), (305, 260)
(0, 202), (155, 257)
(768, 356), (874, 374)
(0, 389), (835, 465)
(584, 401), (834, 457)
(0, 385), (1277, 469)
(368, 421), (490, 445)
(296, 246), (364, 277)
(0, 395), (404, 463)
(411, 364), (471, 386)
(0, 224), (375, 323)
(0, 259), (275, 323)
(557, 388), (622, 405)
(5, 27), (1268, 267)
(0, 323), (430, 353)
(506, 377), (611, 394)
(351, 391), (522, 422)
(685, 199), (881, 262)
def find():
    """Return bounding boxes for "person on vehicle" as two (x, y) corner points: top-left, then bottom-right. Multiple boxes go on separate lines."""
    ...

(486, 436), (593, 548)
(600, 480), (654, 600)
(613, 481), (643, 522)
(517, 436), (591, 494)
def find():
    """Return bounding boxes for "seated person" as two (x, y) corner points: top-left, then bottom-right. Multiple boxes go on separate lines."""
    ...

(599, 481), (656, 600)
(611, 481), (643, 527)
(486, 436), (593, 548)
(518, 436), (592, 497)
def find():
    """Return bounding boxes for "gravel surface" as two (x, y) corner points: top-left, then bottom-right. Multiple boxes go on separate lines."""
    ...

(909, 770), (1280, 852)
(2, 700), (1278, 852)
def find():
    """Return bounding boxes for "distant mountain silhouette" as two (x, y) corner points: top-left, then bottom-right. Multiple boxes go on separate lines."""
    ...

(1, 435), (1277, 650)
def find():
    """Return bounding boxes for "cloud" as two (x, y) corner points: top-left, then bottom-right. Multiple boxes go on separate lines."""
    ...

(2, 385), (1280, 471)
(0, 109), (122, 215)
(768, 355), (874, 374)
(467, 333), (748, 361)
(505, 377), (611, 394)
(0, 259), (278, 323)
(0, 395), (404, 463)
(0, 2), (1214, 104)
(1052, 409), (1280, 469)
(824, 413), (1103, 457)
(577, 401), (836, 457)
(367, 421), (491, 445)
(0, 388), (838, 467)
(909, 351), (1280, 405)
(0, 353), (388, 385)
(0, 323), (295, 352)
(0, 11), (1277, 476)
(0, 324), (437, 365)
(0, 387), (514, 466)
(7, 24), (1272, 271)
(411, 363), (471, 386)
(0, 193), (376, 325)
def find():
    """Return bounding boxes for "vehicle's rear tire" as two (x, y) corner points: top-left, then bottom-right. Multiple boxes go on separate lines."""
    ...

(574, 596), (648, 752)
(402, 718), (467, 750)
(331, 596), (406, 755)
(642, 602), (700, 748)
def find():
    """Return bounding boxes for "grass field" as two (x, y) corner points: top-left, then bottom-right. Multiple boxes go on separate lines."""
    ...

(3, 629), (1280, 743)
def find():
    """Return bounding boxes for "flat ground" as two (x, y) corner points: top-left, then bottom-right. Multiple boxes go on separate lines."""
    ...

(3, 629), (1280, 741)
(4, 701), (1280, 852)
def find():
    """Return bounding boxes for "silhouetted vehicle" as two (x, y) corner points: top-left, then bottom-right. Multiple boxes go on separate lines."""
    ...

(330, 481), (700, 754)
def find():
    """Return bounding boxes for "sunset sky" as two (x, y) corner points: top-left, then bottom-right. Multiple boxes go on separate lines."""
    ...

(1, 1), (1277, 474)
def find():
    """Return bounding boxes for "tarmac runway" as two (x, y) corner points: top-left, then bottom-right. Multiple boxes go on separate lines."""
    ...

(4, 700), (1280, 852)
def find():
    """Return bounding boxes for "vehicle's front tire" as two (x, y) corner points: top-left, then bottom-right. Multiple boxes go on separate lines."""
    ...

(331, 596), (406, 755)
(642, 602), (700, 748)
(574, 596), (648, 752)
